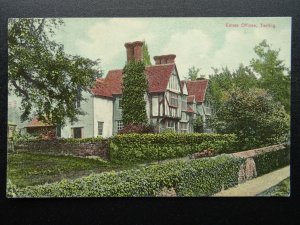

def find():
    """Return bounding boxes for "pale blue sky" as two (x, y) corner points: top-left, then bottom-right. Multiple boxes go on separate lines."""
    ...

(54, 17), (291, 79)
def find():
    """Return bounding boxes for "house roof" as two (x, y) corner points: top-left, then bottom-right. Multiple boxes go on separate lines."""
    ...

(91, 63), (176, 97)
(26, 118), (54, 127)
(185, 79), (208, 103)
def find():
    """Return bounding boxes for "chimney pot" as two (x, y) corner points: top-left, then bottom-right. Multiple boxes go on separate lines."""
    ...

(153, 54), (176, 65)
(124, 41), (144, 62)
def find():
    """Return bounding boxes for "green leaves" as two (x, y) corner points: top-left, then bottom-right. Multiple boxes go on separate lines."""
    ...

(8, 18), (102, 126)
(13, 154), (244, 197)
(109, 133), (238, 163)
(212, 88), (290, 150)
(122, 60), (148, 125)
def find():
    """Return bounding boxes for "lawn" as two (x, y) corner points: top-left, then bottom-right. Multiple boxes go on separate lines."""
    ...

(7, 152), (136, 187)
(257, 177), (290, 196)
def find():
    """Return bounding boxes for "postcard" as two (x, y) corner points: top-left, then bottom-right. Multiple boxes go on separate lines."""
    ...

(7, 17), (291, 197)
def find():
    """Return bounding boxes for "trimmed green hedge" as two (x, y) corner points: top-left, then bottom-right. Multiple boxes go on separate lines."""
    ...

(12, 154), (244, 197)
(109, 133), (237, 163)
(253, 146), (290, 176)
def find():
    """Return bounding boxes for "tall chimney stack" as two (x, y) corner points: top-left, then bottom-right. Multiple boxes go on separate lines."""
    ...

(124, 41), (144, 62)
(153, 54), (176, 65)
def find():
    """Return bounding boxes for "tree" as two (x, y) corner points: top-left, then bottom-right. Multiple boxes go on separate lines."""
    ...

(8, 18), (101, 126)
(142, 41), (152, 66)
(212, 88), (290, 150)
(207, 64), (258, 111)
(193, 116), (204, 133)
(122, 60), (148, 125)
(250, 40), (290, 113)
(186, 66), (200, 81)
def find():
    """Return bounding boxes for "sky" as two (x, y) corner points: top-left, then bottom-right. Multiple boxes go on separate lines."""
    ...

(53, 17), (291, 79)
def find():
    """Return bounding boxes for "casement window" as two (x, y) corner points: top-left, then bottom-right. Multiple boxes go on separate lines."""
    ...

(169, 92), (178, 106)
(167, 120), (176, 131)
(180, 122), (188, 133)
(181, 112), (187, 121)
(117, 120), (124, 132)
(72, 127), (82, 138)
(98, 122), (104, 136)
(181, 96), (187, 111)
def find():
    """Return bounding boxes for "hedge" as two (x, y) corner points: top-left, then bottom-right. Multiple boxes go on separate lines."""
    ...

(12, 154), (244, 197)
(253, 146), (290, 176)
(109, 133), (237, 163)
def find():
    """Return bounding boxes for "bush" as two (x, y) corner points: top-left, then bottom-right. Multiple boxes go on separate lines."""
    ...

(253, 147), (290, 176)
(109, 133), (237, 163)
(118, 123), (157, 134)
(13, 154), (244, 197)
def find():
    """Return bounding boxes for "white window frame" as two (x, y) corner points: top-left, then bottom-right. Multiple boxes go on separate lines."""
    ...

(180, 122), (188, 133)
(117, 120), (124, 132)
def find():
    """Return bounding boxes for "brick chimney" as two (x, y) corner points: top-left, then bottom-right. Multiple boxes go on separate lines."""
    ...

(124, 41), (143, 62)
(153, 54), (176, 65)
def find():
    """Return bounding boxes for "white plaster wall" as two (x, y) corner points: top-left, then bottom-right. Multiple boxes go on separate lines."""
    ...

(93, 97), (113, 138)
(61, 91), (94, 138)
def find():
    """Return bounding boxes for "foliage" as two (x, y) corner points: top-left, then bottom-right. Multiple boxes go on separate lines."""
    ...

(10, 132), (38, 142)
(109, 133), (238, 163)
(12, 154), (244, 197)
(186, 66), (200, 81)
(7, 152), (133, 188)
(118, 122), (157, 134)
(7, 179), (19, 197)
(8, 18), (102, 126)
(212, 88), (290, 150)
(257, 177), (290, 196)
(253, 147), (290, 176)
(193, 115), (204, 133)
(207, 64), (258, 111)
(122, 60), (148, 125)
(250, 40), (291, 113)
(142, 41), (152, 66)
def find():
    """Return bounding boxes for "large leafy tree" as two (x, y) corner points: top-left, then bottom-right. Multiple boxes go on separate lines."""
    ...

(122, 60), (148, 125)
(8, 18), (101, 126)
(250, 40), (290, 113)
(212, 88), (289, 150)
(207, 64), (258, 111)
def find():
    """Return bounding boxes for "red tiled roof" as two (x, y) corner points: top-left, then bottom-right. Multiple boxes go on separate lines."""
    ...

(91, 64), (176, 97)
(187, 95), (195, 103)
(26, 118), (54, 127)
(185, 80), (208, 103)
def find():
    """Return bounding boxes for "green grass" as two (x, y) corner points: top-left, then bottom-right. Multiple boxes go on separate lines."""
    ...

(7, 152), (136, 188)
(257, 177), (290, 196)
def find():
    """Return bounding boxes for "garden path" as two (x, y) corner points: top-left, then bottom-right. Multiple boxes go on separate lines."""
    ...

(213, 165), (290, 196)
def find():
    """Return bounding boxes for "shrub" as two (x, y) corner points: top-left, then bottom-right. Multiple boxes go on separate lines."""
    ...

(13, 154), (244, 197)
(109, 133), (237, 163)
(16, 136), (104, 144)
(253, 147), (290, 176)
(118, 123), (157, 134)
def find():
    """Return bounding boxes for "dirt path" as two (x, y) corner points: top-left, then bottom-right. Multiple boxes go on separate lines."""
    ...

(214, 166), (290, 197)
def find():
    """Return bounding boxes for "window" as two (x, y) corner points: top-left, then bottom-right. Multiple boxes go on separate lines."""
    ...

(181, 112), (187, 121)
(181, 96), (187, 111)
(72, 127), (82, 138)
(117, 120), (123, 132)
(167, 120), (175, 131)
(180, 123), (188, 133)
(98, 122), (104, 136)
(169, 92), (178, 106)
(119, 98), (122, 109)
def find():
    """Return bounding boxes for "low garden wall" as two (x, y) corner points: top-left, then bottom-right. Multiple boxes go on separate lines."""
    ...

(14, 138), (109, 159)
